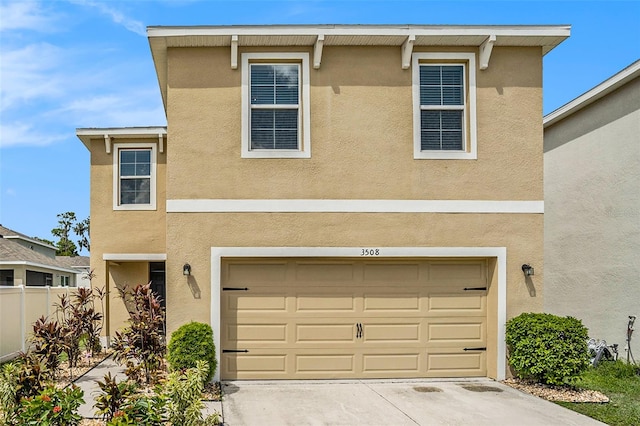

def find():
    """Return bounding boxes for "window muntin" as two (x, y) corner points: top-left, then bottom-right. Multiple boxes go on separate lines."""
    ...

(112, 143), (157, 210)
(412, 53), (477, 160)
(241, 53), (311, 158)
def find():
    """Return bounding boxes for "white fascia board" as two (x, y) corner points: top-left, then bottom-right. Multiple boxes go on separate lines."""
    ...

(167, 199), (544, 214)
(148, 24), (570, 39)
(544, 60), (640, 127)
(102, 253), (167, 262)
(210, 246), (508, 382)
(0, 261), (77, 275)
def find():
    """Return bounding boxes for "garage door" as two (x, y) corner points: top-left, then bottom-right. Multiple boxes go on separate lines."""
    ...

(220, 258), (487, 380)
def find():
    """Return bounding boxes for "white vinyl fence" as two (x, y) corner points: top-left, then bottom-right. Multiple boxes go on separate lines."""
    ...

(0, 286), (77, 363)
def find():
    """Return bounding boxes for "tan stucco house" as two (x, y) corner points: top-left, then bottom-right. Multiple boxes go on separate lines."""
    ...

(544, 60), (640, 348)
(77, 24), (570, 381)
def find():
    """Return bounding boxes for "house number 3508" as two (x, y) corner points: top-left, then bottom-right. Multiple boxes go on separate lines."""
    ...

(361, 249), (380, 256)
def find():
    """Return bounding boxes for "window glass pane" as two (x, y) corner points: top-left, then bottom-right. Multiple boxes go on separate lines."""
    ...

(442, 87), (463, 105)
(441, 110), (463, 129)
(120, 150), (136, 163)
(420, 110), (463, 151)
(120, 164), (135, 177)
(442, 131), (463, 150)
(420, 66), (441, 86)
(120, 178), (150, 205)
(251, 64), (299, 105)
(441, 66), (463, 85)
(274, 110), (298, 129)
(251, 109), (298, 150)
(136, 150), (151, 163)
(251, 86), (275, 104)
(421, 87), (441, 106)
(136, 163), (150, 176)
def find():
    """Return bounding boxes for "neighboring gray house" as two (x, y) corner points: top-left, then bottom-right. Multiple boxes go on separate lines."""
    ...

(544, 60), (640, 348)
(56, 255), (91, 288)
(0, 225), (80, 287)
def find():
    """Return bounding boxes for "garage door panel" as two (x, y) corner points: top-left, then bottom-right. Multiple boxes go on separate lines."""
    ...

(363, 263), (420, 283)
(223, 353), (288, 375)
(362, 353), (420, 373)
(223, 292), (288, 314)
(296, 354), (355, 373)
(226, 262), (288, 284)
(427, 321), (485, 345)
(427, 293), (486, 315)
(295, 262), (355, 283)
(362, 323), (421, 343)
(225, 323), (288, 343)
(296, 293), (355, 312)
(363, 292), (420, 311)
(296, 324), (355, 343)
(426, 350), (485, 376)
(427, 262), (486, 284)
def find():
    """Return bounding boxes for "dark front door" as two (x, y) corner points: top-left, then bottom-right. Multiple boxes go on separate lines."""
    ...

(149, 262), (166, 332)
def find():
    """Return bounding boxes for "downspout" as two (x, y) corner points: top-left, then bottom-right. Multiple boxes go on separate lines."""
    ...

(105, 260), (111, 347)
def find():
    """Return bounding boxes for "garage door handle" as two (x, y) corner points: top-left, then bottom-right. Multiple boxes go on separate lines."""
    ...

(463, 287), (487, 291)
(222, 287), (249, 291)
(223, 349), (249, 353)
(463, 347), (486, 351)
(356, 323), (363, 339)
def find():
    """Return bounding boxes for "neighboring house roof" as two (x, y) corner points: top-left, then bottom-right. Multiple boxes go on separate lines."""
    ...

(56, 255), (91, 269)
(0, 225), (78, 274)
(0, 224), (56, 251)
(544, 59), (640, 127)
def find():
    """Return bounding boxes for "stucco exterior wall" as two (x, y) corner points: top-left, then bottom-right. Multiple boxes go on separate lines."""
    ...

(544, 76), (640, 346)
(88, 137), (167, 334)
(165, 46), (543, 201)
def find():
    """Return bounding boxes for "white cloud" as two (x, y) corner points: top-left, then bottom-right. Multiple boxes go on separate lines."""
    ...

(68, 0), (146, 36)
(0, 43), (66, 111)
(0, 122), (68, 148)
(0, 1), (59, 32)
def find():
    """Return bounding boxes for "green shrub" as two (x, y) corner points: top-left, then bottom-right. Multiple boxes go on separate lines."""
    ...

(16, 385), (84, 426)
(167, 322), (217, 383)
(505, 312), (590, 385)
(164, 360), (218, 426)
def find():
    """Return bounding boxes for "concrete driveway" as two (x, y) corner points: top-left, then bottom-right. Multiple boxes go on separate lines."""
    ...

(221, 379), (605, 426)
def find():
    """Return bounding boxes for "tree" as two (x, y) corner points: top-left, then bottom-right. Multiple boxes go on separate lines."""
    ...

(51, 212), (79, 256)
(74, 217), (90, 252)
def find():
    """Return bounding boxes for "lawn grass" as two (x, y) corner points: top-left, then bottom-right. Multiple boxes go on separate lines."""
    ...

(556, 361), (640, 425)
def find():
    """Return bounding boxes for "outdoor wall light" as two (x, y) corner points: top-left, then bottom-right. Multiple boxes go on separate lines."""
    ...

(183, 263), (191, 276)
(521, 264), (534, 276)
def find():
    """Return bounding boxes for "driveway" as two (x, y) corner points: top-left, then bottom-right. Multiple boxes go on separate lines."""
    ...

(221, 379), (605, 426)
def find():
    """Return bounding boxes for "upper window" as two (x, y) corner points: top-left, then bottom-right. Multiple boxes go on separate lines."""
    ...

(241, 53), (311, 158)
(412, 53), (477, 160)
(113, 143), (157, 210)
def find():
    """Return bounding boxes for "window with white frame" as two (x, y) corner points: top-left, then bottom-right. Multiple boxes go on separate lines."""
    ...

(242, 53), (311, 158)
(113, 143), (157, 210)
(412, 53), (477, 160)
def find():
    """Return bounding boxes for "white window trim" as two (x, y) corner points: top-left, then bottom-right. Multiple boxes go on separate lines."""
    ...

(412, 52), (477, 160)
(112, 142), (157, 211)
(241, 52), (311, 158)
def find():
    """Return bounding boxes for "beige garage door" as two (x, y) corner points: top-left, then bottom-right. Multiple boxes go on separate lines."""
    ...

(220, 258), (487, 380)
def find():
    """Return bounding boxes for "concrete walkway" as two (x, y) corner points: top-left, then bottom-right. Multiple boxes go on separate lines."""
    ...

(72, 355), (222, 420)
(221, 379), (607, 426)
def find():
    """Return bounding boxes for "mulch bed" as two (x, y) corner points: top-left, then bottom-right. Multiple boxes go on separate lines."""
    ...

(503, 378), (609, 403)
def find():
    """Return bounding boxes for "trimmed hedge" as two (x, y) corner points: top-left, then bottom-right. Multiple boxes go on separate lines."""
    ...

(167, 322), (217, 383)
(505, 312), (589, 385)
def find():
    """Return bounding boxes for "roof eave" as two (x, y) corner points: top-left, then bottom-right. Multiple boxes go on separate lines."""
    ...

(76, 126), (167, 150)
(544, 59), (640, 127)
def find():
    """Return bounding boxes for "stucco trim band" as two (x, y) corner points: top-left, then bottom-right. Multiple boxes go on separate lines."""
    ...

(210, 246), (507, 382)
(169, 199), (543, 214)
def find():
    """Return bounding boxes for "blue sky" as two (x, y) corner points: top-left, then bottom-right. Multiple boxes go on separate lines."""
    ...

(1, 0), (639, 252)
